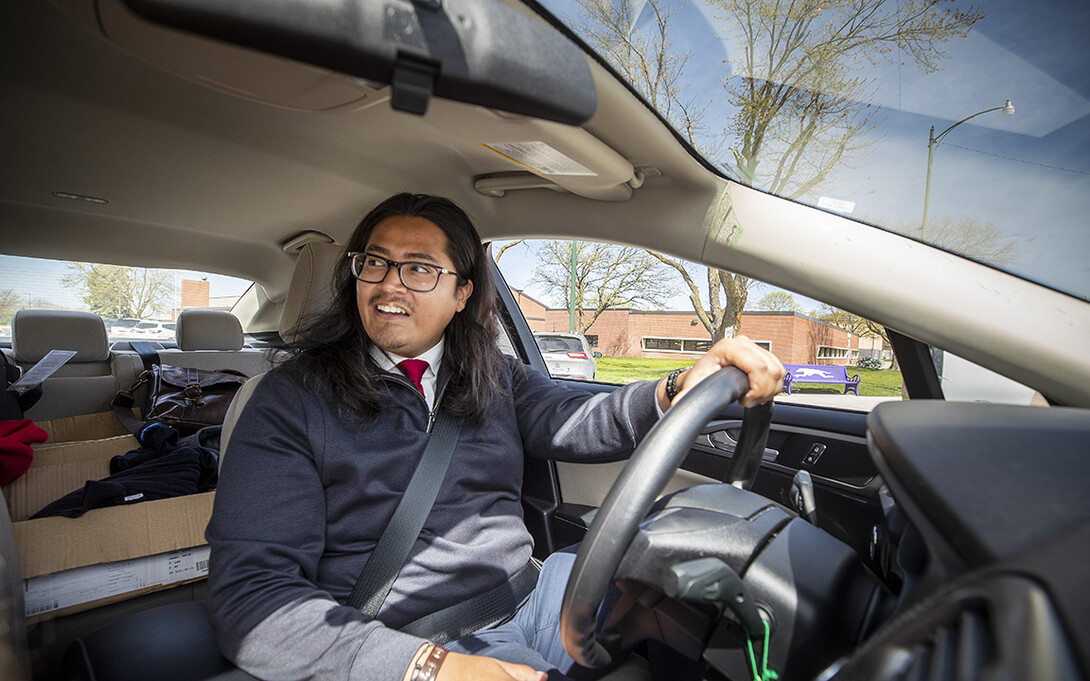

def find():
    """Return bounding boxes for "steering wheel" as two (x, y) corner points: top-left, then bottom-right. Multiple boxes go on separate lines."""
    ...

(559, 366), (773, 668)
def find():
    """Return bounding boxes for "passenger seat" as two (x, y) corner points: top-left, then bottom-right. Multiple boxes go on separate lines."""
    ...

(222, 241), (342, 454)
(10, 310), (143, 421)
(156, 310), (286, 378)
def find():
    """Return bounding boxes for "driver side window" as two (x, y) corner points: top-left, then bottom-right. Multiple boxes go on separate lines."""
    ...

(491, 238), (902, 411)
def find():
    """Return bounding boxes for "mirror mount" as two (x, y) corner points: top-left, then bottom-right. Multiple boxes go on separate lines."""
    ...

(391, 53), (440, 115)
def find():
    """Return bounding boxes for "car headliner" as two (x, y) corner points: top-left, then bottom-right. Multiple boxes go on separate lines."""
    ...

(2, 0), (1089, 406)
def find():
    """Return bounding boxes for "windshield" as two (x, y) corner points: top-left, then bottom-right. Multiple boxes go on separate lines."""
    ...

(539, 0), (1090, 302)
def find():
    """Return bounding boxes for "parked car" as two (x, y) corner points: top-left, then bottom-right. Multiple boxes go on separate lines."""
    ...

(106, 318), (141, 339)
(534, 333), (598, 381)
(1, 1), (1087, 681)
(128, 320), (176, 339)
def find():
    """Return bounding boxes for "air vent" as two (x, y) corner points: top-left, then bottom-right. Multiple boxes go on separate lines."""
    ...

(893, 607), (993, 681)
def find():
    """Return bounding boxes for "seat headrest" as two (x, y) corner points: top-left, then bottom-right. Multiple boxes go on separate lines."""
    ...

(12, 310), (109, 364)
(279, 242), (344, 345)
(175, 310), (245, 351)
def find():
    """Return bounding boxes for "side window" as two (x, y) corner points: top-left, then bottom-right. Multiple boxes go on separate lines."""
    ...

(492, 240), (1043, 409)
(492, 239), (904, 411)
(0, 255), (251, 345)
(933, 349), (1041, 406)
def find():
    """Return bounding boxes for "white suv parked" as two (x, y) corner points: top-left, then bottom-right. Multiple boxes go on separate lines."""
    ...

(533, 333), (597, 381)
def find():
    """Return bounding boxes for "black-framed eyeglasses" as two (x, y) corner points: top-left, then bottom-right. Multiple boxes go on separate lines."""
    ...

(347, 252), (461, 292)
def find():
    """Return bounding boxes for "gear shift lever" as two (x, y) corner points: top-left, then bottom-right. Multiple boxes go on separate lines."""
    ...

(790, 469), (819, 525)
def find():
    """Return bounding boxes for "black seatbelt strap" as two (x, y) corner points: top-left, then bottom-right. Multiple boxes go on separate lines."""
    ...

(348, 408), (461, 618)
(111, 341), (161, 435)
(130, 341), (160, 372)
(400, 560), (540, 644)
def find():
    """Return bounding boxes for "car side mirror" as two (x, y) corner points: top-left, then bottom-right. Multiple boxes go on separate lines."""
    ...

(593, 352), (602, 359)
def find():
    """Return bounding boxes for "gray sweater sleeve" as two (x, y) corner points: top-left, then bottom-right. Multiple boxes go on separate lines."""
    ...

(232, 597), (424, 681)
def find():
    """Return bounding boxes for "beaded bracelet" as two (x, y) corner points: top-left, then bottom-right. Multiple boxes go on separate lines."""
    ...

(411, 645), (448, 681)
(665, 366), (690, 401)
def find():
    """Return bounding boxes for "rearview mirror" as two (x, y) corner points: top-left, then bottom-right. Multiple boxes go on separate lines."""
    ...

(124, 0), (597, 124)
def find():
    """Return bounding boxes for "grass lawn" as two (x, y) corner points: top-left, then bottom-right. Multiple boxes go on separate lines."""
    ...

(596, 357), (903, 397)
(596, 357), (693, 384)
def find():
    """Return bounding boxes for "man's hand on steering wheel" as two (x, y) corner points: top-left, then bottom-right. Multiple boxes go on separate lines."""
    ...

(657, 335), (786, 411)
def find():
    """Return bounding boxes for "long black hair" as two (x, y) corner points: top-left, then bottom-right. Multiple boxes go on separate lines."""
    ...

(281, 193), (507, 424)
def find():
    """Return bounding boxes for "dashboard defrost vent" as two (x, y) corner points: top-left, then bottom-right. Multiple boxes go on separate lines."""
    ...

(894, 607), (993, 681)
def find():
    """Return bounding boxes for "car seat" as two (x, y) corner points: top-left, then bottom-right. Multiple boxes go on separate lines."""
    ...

(11, 310), (143, 421)
(157, 309), (286, 378)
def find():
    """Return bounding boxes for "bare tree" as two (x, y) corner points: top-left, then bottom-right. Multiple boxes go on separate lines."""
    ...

(719, 0), (983, 198)
(571, 0), (750, 340)
(492, 239), (525, 262)
(571, 0), (715, 153)
(533, 240), (677, 333)
(568, 0), (982, 340)
(754, 290), (803, 311)
(815, 304), (872, 337)
(815, 304), (900, 369)
(0, 289), (19, 325)
(908, 215), (1017, 265)
(649, 252), (753, 341)
(61, 263), (173, 319)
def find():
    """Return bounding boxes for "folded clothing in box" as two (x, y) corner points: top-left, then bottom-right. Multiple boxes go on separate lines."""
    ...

(31, 425), (219, 519)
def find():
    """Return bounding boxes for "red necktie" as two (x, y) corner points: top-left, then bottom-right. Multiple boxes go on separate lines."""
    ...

(397, 359), (429, 396)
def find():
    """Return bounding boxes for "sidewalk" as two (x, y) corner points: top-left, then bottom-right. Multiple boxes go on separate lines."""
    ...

(774, 393), (902, 411)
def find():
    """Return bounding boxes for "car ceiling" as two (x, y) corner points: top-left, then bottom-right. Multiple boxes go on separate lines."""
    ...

(0, 0), (719, 302)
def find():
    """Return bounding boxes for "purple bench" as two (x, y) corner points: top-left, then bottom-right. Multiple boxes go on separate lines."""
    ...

(781, 364), (861, 395)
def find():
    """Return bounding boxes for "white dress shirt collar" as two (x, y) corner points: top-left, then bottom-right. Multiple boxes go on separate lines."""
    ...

(369, 338), (444, 409)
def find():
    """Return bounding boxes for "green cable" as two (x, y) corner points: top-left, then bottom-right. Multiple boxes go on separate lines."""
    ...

(745, 619), (779, 681)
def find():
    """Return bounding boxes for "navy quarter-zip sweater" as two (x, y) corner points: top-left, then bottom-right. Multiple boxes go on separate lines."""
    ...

(206, 354), (660, 681)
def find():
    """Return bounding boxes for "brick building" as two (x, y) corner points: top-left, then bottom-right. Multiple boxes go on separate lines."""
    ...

(170, 280), (239, 320)
(513, 289), (859, 365)
(179, 279), (210, 310)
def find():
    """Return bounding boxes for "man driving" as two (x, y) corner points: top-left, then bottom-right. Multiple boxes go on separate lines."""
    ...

(206, 193), (785, 681)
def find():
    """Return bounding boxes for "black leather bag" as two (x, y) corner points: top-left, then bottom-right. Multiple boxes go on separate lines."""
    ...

(114, 364), (248, 437)
(142, 365), (248, 435)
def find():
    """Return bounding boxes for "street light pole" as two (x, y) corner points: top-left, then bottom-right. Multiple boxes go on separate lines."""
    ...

(568, 241), (578, 333)
(921, 99), (1014, 240)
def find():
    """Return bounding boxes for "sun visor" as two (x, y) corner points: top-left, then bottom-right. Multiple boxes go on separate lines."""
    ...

(98, 0), (381, 112)
(121, 0), (597, 125)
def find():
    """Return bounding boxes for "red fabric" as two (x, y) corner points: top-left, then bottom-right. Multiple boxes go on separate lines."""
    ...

(396, 359), (429, 397)
(0, 419), (48, 486)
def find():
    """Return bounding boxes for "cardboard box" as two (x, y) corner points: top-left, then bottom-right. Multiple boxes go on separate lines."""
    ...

(1, 433), (214, 620)
(24, 545), (210, 623)
(13, 492), (215, 580)
(36, 410), (133, 444)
